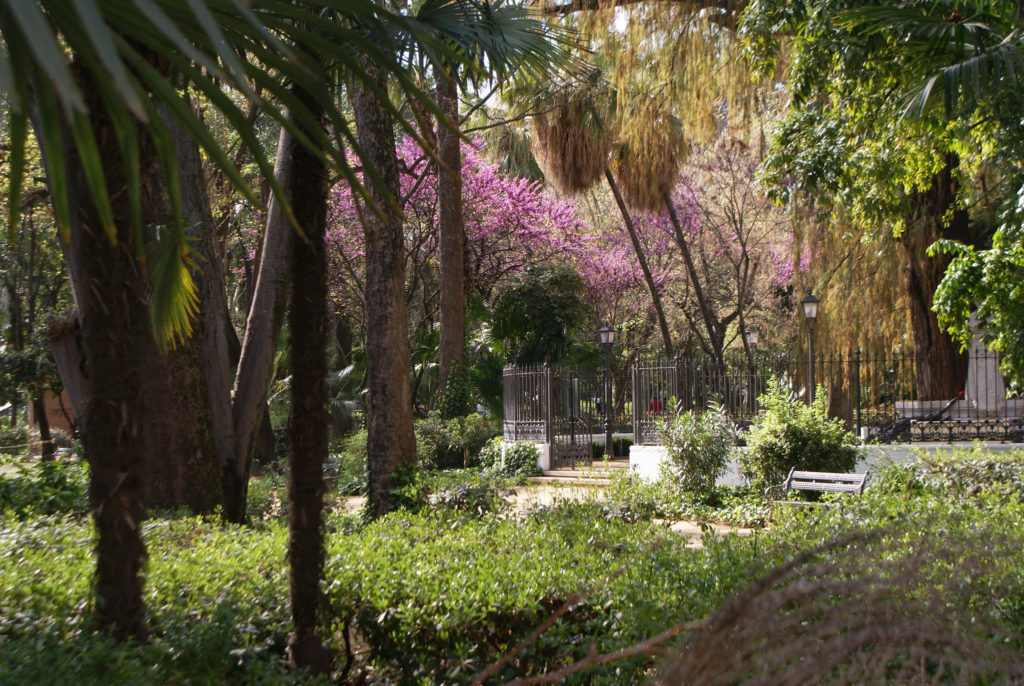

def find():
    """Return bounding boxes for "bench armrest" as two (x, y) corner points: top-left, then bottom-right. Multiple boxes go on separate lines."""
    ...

(765, 483), (787, 502)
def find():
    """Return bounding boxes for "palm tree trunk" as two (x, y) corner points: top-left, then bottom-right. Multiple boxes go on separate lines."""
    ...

(436, 72), (466, 412)
(67, 70), (151, 641)
(605, 168), (673, 356)
(284, 80), (332, 674)
(351, 61), (417, 518)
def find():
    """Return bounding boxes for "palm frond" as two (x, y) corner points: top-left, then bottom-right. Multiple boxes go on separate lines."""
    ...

(147, 224), (200, 351)
(0, 0), (461, 348)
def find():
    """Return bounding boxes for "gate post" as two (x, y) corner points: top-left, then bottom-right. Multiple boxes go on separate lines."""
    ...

(674, 354), (683, 413)
(632, 362), (640, 446)
(543, 362), (553, 445)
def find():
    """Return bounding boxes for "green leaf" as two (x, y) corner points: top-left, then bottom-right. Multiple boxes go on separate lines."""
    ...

(147, 223), (199, 351)
(68, 0), (146, 119)
(69, 110), (117, 243)
(6, 0), (85, 114)
(6, 111), (27, 244)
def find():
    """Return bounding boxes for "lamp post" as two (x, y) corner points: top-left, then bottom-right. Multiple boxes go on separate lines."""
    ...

(801, 291), (819, 404)
(599, 325), (616, 458)
(743, 328), (759, 413)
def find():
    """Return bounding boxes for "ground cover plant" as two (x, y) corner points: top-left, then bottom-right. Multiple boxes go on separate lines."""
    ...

(4, 447), (1024, 683)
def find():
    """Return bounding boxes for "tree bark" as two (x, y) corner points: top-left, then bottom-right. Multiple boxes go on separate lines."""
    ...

(33, 395), (54, 461)
(436, 73), (466, 408)
(167, 113), (238, 511)
(902, 154), (972, 398)
(67, 68), (150, 642)
(351, 62), (417, 518)
(284, 81), (332, 675)
(226, 125), (295, 522)
(605, 168), (674, 356)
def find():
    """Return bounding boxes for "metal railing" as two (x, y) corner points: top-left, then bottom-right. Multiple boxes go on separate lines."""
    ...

(503, 348), (1022, 447)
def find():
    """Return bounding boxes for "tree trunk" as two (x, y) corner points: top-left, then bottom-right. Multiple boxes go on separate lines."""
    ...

(33, 395), (54, 461)
(351, 62), (417, 518)
(67, 69), (150, 641)
(663, 190), (723, 366)
(167, 113), (238, 511)
(284, 81), (332, 675)
(226, 125), (295, 522)
(605, 168), (674, 356)
(902, 155), (972, 398)
(436, 73), (466, 407)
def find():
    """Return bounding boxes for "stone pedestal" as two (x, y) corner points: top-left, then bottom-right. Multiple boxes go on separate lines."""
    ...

(965, 313), (1006, 417)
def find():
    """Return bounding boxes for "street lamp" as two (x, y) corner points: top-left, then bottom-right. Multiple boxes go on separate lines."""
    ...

(801, 291), (820, 404)
(599, 325), (616, 458)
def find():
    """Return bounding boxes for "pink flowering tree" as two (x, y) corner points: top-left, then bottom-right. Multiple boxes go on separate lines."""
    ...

(327, 137), (599, 404)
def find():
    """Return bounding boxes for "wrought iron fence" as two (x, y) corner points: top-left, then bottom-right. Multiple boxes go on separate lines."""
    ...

(503, 348), (1023, 450)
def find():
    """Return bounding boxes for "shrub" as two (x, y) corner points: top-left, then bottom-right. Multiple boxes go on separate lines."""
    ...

(613, 437), (633, 458)
(416, 413), (497, 470)
(741, 379), (858, 489)
(328, 429), (368, 496)
(0, 425), (28, 456)
(478, 439), (542, 481)
(658, 405), (735, 500)
(0, 459), (89, 519)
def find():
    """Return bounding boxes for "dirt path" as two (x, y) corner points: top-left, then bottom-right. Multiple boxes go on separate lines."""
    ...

(337, 483), (753, 548)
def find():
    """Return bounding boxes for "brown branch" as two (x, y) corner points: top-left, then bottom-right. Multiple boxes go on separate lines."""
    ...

(503, 616), (713, 686)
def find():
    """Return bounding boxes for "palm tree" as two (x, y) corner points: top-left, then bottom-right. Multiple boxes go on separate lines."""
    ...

(350, 0), (579, 514)
(0, 0), (449, 642)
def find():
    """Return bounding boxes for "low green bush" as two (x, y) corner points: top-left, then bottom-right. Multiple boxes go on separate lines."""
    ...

(740, 379), (858, 489)
(604, 473), (767, 527)
(416, 413), (498, 470)
(0, 425), (28, 456)
(328, 429), (368, 496)
(325, 505), (759, 683)
(659, 405), (735, 500)
(0, 459), (88, 519)
(479, 438), (541, 480)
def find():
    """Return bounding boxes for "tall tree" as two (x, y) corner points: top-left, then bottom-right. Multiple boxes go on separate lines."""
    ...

(744, 0), (994, 395)
(3, 0), (445, 641)
(350, 60), (418, 518)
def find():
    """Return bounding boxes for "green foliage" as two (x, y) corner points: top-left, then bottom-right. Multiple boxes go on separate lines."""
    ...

(605, 474), (768, 527)
(0, 425), (28, 456)
(0, 516), (322, 685)
(0, 345), (61, 404)
(490, 264), (592, 364)
(658, 404), (736, 500)
(324, 506), (758, 683)
(741, 379), (858, 488)
(415, 413), (498, 470)
(0, 459), (88, 519)
(613, 436), (633, 458)
(328, 429), (369, 496)
(438, 361), (474, 420)
(931, 220), (1024, 386)
(479, 437), (541, 480)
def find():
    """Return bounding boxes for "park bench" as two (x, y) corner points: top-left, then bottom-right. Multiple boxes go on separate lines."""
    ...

(765, 468), (869, 520)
